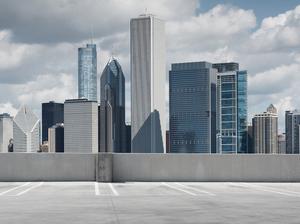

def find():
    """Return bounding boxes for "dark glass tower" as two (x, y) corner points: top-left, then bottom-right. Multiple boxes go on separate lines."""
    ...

(99, 58), (126, 152)
(169, 62), (216, 153)
(285, 110), (300, 154)
(42, 101), (64, 143)
(213, 63), (248, 153)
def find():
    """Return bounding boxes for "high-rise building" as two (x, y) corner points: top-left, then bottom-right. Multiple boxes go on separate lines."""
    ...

(125, 123), (131, 153)
(99, 58), (126, 153)
(247, 125), (254, 153)
(169, 62), (216, 153)
(13, 105), (40, 152)
(48, 123), (64, 153)
(213, 63), (248, 154)
(42, 101), (64, 143)
(78, 44), (97, 101)
(130, 14), (166, 153)
(0, 113), (13, 152)
(252, 104), (278, 154)
(64, 99), (98, 153)
(285, 110), (300, 154)
(278, 133), (286, 154)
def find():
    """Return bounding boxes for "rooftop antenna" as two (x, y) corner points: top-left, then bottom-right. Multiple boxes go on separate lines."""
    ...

(90, 25), (94, 44)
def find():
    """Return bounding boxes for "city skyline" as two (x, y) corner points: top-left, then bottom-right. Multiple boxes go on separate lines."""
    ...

(0, 1), (300, 134)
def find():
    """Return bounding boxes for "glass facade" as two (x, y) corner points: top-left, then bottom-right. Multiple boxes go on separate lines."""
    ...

(100, 58), (127, 153)
(214, 63), (247, 154)
(78, 44), (97, 101)
(169, 62), (216, 153)
(42, 101), (64, 143)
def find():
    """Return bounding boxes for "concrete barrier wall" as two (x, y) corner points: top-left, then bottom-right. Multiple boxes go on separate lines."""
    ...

(112, 154), (300, 182)
(0, 153), (96, 181)
(0, 153), (299, 182)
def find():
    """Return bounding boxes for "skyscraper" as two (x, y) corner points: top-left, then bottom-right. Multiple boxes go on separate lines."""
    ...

(285, 110), (300, 154)
(169, 62), (216, 153)
(0, 113), (13, 152)
(42, 101), (64, 143)
(278, 133), (286, 154)
(130, 14), (166, 153)
(99, 58), (126, 153)
(213, 63), (248, 154)
(48, 123), (64, 153)
(78, 44), (97, 101)
(13, 105), (40, 152)
(252, 104), (278, 154)
(64, 99), (98, 153)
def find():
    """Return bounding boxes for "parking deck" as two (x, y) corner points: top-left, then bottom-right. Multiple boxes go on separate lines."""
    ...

(0, 182), (299, 223)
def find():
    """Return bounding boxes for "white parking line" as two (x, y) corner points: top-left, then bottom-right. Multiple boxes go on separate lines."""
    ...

(0, 182), (31, 196)
(234, 183), (300, 197)
(175, 183), (216, 196)
(108, 183), (119, 196)
(94, 182), (100, 196)
(162, 182), (197, 196)
(16, 182), (44, 196)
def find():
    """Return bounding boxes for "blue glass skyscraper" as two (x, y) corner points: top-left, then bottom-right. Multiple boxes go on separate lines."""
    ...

(169, 62), (216, 153)
(99, 58), (127, 153)
(78, 44), (97, 101)
(213, 63), (248, 153)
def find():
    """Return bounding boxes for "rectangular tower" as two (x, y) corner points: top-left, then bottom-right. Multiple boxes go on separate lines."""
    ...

(0, 113), (13, 152)
(78, 44), (97, 101)
(64, 99), (98, 153)
(252, 104), (278, 154)
(213, 63), (248, 154)
(169, 62), (216, 153)
(130, 14), (166, 153)
(285, 110), (300, 154)
(42, 101), (64, 143)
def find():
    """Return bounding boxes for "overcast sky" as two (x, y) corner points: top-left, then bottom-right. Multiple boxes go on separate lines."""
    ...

(0, 0), (300, 133)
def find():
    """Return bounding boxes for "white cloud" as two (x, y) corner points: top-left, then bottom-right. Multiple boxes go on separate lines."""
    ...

(250, 5), (300, 52)
(0, 102), (18, 116)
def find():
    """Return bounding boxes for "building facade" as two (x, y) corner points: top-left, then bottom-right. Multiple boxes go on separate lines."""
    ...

(64, 99), (98, 153)
(0, 113), (13, 152)
(213, 63), (248, 154)
(48, 123), (64, 153)
(78, 44), (97, 101)
(252, 104), (278, 154)
(99, 58), (126, 153)
(169, 62), (216, 153)
(42, 101), (64, 143)
(278, 133), (286, 154)
(130, 14), (166, 153)
(285, 110), (300, 154)
(13, 105), (40, 152)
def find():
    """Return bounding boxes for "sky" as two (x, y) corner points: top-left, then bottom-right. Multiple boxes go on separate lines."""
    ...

(0, 0), (300, 133)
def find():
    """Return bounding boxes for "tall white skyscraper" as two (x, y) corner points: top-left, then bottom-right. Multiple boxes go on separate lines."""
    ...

(0, 113), (13, 152)
(64, 99), (98, 153)
(13, 105), (40, 152)
(130, 14), (166, 153)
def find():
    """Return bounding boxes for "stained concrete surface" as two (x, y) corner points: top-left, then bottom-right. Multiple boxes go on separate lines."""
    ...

(0, 182), (299, 224)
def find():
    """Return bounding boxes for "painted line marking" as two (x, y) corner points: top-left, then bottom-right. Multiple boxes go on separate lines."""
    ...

(0, 182), (31, 196)
(108, 183), (119, 196)
(16, 182), (44, 196)
(249, 184), (300, 196)
(95, 182), (100, 196)
(162, 182), (197, 196)
(175, 183), (216, 196)
(234, 183), (300, 197)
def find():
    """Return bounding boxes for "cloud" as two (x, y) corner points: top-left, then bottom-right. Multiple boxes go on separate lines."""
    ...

(0, 0), (197, 44)
(249, 5), (300, 52)
(0, 102), (18, 116)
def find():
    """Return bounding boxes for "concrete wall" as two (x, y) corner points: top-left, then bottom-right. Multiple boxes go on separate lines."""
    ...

(0, 153), (95, 181)
(112, 154), (300, 182)
(0, 153), (299, 182)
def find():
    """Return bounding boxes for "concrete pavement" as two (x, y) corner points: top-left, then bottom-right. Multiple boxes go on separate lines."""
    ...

(0, 182), (299, 223)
